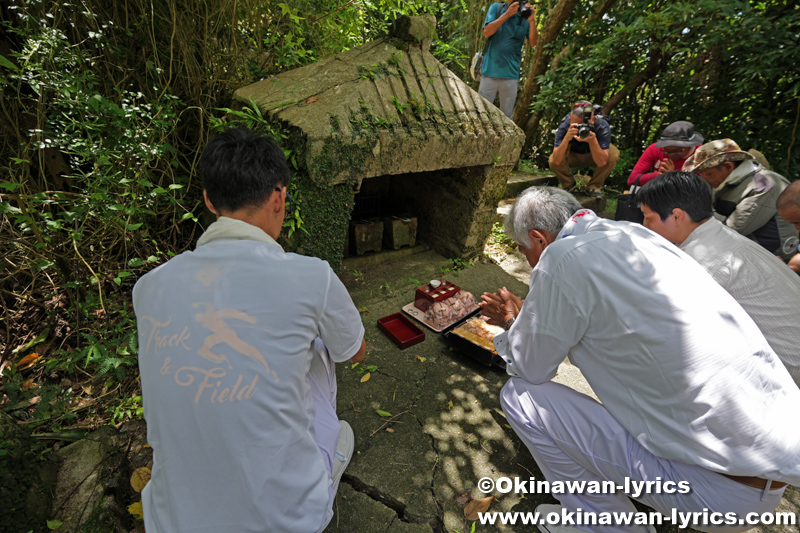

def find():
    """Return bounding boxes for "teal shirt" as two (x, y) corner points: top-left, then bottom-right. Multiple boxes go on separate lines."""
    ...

(482, 3), (530, 80)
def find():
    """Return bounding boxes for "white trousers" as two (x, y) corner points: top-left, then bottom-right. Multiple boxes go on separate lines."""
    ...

(500, 379), (786, 533)
(308, 338), (341, 504)
(478, 76), (518, 118)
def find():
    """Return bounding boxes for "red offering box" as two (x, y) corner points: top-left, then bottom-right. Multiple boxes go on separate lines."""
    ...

(377, 313), (426, 349)
(414, 280), (460, 312)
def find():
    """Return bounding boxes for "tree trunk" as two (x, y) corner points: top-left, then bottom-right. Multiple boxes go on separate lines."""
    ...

(512, 0), (579, 127)
(513, 0), (599, 153)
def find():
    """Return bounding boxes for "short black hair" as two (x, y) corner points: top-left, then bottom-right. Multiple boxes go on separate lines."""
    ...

(199, 127), (289, 213)
(637, 171), (713, 223)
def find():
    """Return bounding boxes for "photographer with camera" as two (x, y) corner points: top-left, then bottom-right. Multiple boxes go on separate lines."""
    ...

(548, 100), (619, 198)
(477, 1), (537, 119)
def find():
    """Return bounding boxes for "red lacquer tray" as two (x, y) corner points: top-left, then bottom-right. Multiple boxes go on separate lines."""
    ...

(377, 312), (426, 349)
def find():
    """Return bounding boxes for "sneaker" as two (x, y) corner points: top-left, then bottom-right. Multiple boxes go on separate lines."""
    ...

(535, 504), (656, 533)
(587, 189), (604, 198)
(331, 420), (354, 495)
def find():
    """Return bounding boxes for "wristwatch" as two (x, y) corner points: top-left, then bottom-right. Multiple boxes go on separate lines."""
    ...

(504, 316), (516, 330)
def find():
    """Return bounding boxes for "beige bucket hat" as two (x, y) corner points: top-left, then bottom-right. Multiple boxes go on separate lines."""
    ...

(683, 139), (755, 173)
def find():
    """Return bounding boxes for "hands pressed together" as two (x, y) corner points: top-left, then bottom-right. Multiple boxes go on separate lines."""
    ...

(656, 158), (676, 174)
(479, 287), (523, 328)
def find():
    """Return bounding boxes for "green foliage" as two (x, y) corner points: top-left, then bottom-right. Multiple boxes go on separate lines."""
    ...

(289, 182), (354, 272)
(608, 147), (637, 191)
(516, 158), (539, 173)
(440, 256), (474, 274)
(488, 221), (515, 248)
(527, 0), (800, 178)
(358, 62), (393, 80)
(430, 0), (489, 85)
(352, 363), (379, 375)
(0, 1), (183, 434)
(109, 395), (143, 425)
(2, 293), (140, 432)
(247, 0), (430, 77)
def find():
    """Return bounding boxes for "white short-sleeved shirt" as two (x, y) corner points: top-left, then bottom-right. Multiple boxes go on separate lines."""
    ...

(494, 210), (800, 483)
(133, 217), (364, 533)
(681, 218), (800, 387)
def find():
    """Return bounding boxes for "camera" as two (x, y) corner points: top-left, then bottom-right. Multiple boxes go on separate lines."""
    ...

(576, 104), (594, 139)
(518, 0), (532, 19)
(575, 104), (607, 139)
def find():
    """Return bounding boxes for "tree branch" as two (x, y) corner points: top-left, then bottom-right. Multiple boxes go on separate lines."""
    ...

(602, 45), (666, 114)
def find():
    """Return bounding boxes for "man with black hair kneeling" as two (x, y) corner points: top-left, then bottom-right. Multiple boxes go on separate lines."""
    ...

(638, 171), (800, 388)
(480, 186), (800, 532)
(133, 127), (366, 533)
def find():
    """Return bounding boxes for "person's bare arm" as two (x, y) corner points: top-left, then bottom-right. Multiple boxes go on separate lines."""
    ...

(586, 133), (609, 167)
(484, 2), (519, 37)
(573, 129), (609, 167)
(348, 337), (366, 363)
(528, 8), (538, 47)
(552, 123), (577, 166)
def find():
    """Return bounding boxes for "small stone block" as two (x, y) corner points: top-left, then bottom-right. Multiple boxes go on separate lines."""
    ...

(383, 215), (418, 250)
(350, 218), (384, 255)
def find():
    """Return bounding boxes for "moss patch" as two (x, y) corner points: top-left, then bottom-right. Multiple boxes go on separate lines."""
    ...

(289, 180), (354, 272)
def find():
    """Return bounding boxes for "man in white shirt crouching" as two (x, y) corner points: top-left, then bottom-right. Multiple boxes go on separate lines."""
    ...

(133, 127), (366, 533)
(479, 186), (800, 533)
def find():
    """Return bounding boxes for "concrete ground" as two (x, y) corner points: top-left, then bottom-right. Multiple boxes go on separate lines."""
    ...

(324, 174), (799, 533)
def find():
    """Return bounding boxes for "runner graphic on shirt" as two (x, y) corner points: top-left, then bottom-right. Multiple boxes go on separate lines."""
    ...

(193, 302), (277, 381)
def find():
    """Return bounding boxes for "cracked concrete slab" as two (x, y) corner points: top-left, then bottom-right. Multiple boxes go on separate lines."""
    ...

(327, 483), (435, 533)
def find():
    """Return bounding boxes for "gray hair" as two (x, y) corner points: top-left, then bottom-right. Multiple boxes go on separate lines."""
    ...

(506, 186), (582, 246)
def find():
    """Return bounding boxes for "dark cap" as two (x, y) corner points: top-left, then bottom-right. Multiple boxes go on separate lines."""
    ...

(655, 121), (704, 148)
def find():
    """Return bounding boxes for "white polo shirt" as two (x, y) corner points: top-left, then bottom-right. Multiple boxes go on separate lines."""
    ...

(133, 217), (364, 533)
(494, 210), (800, 483)
(681, 217), (800, 387)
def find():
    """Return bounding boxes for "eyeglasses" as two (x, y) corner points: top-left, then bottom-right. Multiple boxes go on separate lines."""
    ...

(660, 147), (687, 155)
(275, 186), (293, 215)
